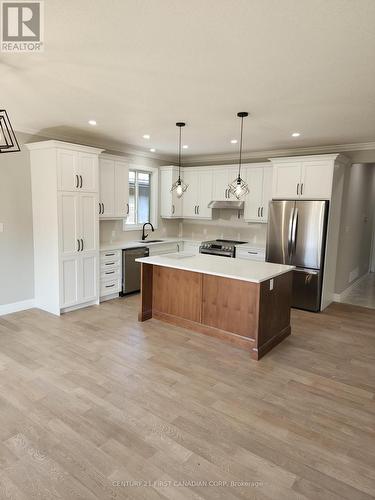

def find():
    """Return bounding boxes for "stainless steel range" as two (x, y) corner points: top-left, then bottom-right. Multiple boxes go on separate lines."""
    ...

(199, 239), (248, 258)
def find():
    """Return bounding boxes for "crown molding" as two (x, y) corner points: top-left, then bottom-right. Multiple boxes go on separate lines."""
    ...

(15, 126), (175, 163)
(182, 142), (375, 166)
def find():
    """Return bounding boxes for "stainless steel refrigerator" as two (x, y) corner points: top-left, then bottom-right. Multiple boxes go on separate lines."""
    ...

(266, 200), (329, 312)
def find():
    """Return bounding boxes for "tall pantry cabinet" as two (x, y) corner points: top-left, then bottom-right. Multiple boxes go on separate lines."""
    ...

(27, 140), (104, 315)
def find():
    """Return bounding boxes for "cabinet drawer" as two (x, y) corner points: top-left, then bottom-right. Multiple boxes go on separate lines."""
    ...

(100, 249), (121, 261)
(100, 278), (121, 296)
(236, 248), (265, 261)
(100, 268), (121, 281)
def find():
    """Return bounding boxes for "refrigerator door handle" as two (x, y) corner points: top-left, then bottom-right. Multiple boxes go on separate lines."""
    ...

(291, 208), (298, 256)
(287, 208), (294, 259)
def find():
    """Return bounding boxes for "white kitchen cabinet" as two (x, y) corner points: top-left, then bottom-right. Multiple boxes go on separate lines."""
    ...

(27, 140), (103, 315)
(100, 250), (122, 301)
(99, 156), (129, 219)
(57, 149), (98, 192)
(271, 156), (335, 200)
(212, 167), (238, 201)
(243, 164), (272, 223)
(236, 247), (265, 262)
(182, 168), (212, 219)
(160, 166), (183, 218)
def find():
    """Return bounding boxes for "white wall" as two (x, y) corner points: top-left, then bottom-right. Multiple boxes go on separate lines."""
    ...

(0, 132), (35, 305)
(334, 163), (375, 294)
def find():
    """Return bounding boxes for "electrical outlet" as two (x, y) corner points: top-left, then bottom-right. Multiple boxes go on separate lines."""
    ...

(270, 279), (274, 291)
(0, 222), (4, 233)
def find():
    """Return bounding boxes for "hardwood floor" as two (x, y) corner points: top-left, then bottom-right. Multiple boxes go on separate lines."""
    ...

(0, 296), (374, 499)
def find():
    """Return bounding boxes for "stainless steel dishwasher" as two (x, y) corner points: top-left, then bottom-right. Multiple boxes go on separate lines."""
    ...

(121, 247), (149, 295)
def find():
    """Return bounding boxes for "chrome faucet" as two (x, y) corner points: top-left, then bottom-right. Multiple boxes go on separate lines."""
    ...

(141, 222), (154, 241)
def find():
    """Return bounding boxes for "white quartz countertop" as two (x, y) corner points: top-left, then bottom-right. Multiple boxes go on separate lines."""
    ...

(136, 253), (294, 284)
(100, 238), (187, 252)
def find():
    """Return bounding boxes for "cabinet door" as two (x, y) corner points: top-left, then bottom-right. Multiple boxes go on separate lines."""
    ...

(301, 161), (333, 199)
(78, 153), (98, 192)
(244, 167), (263, 221)
(182, 169), (197, 217)
(212, 168), (231, 201)
(80, 254), (98, 303)
(260, 166), (273, 222)
(196, 170), (213, 218)
(115, 161), (129, 218)
(60, 257), (80, 308)
(58, 192), (80, 257)
(99, 159), (116, 217)
(160, 169), (174, 217)
(57, 150), (78, 191)
(80, 193), (98, 253)
(272, 163), (302, 199)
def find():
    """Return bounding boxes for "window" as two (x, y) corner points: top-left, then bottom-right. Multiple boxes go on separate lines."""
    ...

(126, 169), (151, 226)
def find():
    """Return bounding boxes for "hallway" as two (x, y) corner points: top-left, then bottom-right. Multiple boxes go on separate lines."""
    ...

(342, 272), (375, 309)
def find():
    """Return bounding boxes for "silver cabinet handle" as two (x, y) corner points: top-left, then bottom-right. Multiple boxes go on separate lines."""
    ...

(80, 238), (84, 251)
(194, 205), (197, 214)
(261, 207), (264, 217)
(301, 183), (304, 195)
(105, 271), (115, 275)
(197, 205), (200, 215)
(99, 203), (102, 215)
(105, 253), (115, 257)
(248, 251), (258, 255)
(105, 284), (115, 288)
(75, 175), (79, 189)
(126, 203), (129, 215)
(77, 239), (80, 252)
(105, 262), (115, 266)
(257, 207), (260, 217)
(297, 183), (300, 196)
(172, 204), (175, 215)
(102, 203), (105, 214)
(80, 175), (83, 189)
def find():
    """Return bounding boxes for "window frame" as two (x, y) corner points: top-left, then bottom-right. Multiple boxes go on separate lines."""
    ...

(123, 164), (158, 232)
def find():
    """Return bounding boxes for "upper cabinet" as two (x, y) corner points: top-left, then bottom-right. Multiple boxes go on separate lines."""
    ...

(57, 150), (98, 192)
(182, 168), (212, 219)
(99, 156), (129, 219)
(160, 166), (183, 218)
(243, 164), (272, 223)
(212, 167), (235, 201)
(271, 155), (336, 200)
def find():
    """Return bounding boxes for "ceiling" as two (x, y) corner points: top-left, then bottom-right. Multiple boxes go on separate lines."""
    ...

(2, 0), (375, 159)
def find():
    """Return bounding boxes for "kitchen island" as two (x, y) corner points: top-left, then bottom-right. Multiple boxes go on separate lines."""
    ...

(136, 253), (294, 360)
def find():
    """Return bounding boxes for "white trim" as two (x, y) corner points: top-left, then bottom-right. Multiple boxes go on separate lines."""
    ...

(333, 273), (370, 303)
(25, 140), (104, 154)
(182, 142), (375, 166)
(0, 299), (35, 316)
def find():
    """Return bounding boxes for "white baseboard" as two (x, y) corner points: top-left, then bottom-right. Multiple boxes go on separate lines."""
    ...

(333, 273), (369, 303)
(0, 299), (35, 316)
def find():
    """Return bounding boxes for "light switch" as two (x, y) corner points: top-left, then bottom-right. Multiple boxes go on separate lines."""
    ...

(269, 279), (274, 291)
(0, 223), (4, 233)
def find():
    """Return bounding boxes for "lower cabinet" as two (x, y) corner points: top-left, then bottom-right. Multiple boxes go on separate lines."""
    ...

(100, 250), (122, 300)
(235, 247), (265, 262)
(60, 253), (99, 309)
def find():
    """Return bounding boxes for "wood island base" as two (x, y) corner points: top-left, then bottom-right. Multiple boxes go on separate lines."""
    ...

(139, 263), (293, 360)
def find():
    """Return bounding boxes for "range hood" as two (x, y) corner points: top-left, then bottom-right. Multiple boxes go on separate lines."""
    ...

(208, 200), (245, 210)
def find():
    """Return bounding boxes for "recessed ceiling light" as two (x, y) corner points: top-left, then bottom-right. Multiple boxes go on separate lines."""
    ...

(182, 145), (189, 149)
(88, 120), (97, 126)
(143, 134), (150, 139)
(230, 139), (238, 144)
(292, 132), (301, 137)
(150, 148), (156, 153)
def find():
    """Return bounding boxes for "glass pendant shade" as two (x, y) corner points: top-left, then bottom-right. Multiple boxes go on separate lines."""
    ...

(228, 111), (249, 199)
(0, 110), (20, 153)
(171, 122), (188, 197)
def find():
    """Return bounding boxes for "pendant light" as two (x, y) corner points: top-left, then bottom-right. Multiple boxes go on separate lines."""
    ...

(171, 122), (188, 198)
(228, 111), (249, 199)
(0, 110), (20, 153)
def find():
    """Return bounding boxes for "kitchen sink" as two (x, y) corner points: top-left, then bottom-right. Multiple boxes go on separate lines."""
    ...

(137, 239), (165, 243)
